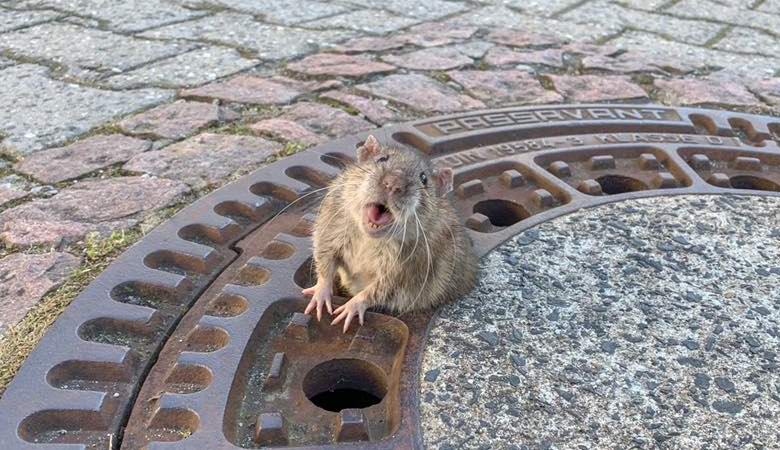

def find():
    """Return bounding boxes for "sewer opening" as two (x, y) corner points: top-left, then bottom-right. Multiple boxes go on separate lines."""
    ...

(473, 199), (529, 227)
(595, 175), (648, 195)
(303, 359), (387, 413)
(730, 175), (780, 191)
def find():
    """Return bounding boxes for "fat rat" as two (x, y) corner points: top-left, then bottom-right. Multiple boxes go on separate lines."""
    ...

(303, 135), (478, 331)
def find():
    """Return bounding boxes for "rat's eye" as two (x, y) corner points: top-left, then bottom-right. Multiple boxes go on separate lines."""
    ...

(377, 155), (388, 163)
(419, 172), (428, 186)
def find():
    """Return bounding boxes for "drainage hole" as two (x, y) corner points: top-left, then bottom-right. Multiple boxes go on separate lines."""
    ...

(303, 359), (387, 413)
(596, 175), (648, 195)
(730, 175), (780, 191)
(473, 199), (529, 227)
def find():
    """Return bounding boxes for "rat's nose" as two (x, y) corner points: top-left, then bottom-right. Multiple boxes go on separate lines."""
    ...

(382, 173), (404, 195)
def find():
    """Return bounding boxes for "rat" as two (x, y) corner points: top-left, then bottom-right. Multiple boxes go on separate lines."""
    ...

(303, 134), (479, 332)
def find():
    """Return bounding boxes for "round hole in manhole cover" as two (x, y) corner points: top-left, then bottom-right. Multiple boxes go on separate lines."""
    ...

(594, 174), (648, 194)
(473, 198), (529, 227)
(302, 359), (388, 413)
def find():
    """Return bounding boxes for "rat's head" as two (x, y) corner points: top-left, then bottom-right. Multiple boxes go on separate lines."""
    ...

(347, 135), (453, 239)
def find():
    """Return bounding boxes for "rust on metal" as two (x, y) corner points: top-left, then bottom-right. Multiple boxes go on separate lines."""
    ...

(0, 105), (778, 449)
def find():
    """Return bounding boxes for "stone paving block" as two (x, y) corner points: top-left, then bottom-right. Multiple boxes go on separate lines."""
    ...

(21, 0), (206, 32)
(208, 0), (349, 25)
(0, 56), (13, 69)
(484, 28), (563, 48)
(447, 70), (563, 105)
(0, 65), (172, 155)
(581, 51), (698, 74)
(141, 13), (352, 60)
(320, 91), (401, 125)
(248, 119), (326, 146)
(0, 252), (81, 335)
(451, 6), (621, 42)
(287, 53), (395, 77)
(546, 75), (648, 102)
(274, 102), (374, 138)
(654, 78), (761, 107)
(0, 176), (189, 247)
(124, 133), (281, 190)
(382, 47), (473, 71)
(484, 47), (565, 68)
(180, 75), (302, 105)
(447, 41), (495, 59)
(118, 100), (238, 140)
(758, 0), (780, 13)
(103, 47), (259, 89)
(330, 35), (407, 53)
(669, 0), (780, 36)
(347, 0), (467, 20)
(0, 8), (61, 32)
(15, 134), (151, 184)
(302, 9), (420, 34)
(357, 73), (485, 113)
(750, 78), (780, 106)
(395, 20), (479, 47)
(485, 0), (588, 17)
(713, 27), (780, 59)
(0, 23), (194, 76)
(0, 175), (34, 207)
(614, 0), (667, 9)
(610, 31), (780, 78)
(561, 0), (722, 45)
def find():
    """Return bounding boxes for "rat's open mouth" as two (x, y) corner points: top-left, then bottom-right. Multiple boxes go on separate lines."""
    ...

(365, 203), (394, 231)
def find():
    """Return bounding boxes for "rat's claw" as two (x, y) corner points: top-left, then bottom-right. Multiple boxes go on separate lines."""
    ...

(330, 295), (368, 333)
(301, 286), (316, 297)
(303, 285), (332, 321)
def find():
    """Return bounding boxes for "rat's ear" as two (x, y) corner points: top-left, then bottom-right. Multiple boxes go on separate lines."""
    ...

(435, 167), (454, 196)
(357, 135), (381, 163)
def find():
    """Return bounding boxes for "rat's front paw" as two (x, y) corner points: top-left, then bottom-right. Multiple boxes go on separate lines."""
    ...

(303, 283), (333, 321)
(331, 294), (369, 333)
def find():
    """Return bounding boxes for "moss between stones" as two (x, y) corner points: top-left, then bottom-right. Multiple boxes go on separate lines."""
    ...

(0, 203), (185, 396)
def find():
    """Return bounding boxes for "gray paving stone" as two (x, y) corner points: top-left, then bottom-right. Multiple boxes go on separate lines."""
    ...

(347, 0), (468, 20)
(758, 0), (780, 13)
(140, 12), (352, 60)
(0, 23), (194, 77)
(481, 0), (586, 17)
(103, 47), (258, 89)
(20, 0), (206, 32)
(302, 9), (420, 34)
(614, 0), (668, 10)
(357, 73), (485, 113)
(0, 56), (13, 69)
(0, 65), (172, 155)
(0, 8), (60, 32)
(451, 6), (621, 42)
(205, 0), (349, 25)
(422, 195), (780, 449)
(610, 30), (780, 77)
(668, 0), (780, 35)
(561, 0), (722, 45)
(714, 27), (780, 59)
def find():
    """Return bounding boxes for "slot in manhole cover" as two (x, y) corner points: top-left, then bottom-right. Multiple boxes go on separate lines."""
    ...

(0, 105), (779, 449)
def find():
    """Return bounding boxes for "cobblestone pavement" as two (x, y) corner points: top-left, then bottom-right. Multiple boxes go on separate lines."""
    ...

(0, 0), (779, 438)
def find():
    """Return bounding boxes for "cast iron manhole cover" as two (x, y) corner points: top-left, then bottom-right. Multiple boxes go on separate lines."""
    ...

(1, 105), (778, 449)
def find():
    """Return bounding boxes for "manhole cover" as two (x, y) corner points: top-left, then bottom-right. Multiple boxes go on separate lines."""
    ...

(0, 105), (778, 449)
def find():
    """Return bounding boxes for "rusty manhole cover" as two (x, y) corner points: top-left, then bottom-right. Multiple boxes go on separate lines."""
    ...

(1, 105), (779, 449)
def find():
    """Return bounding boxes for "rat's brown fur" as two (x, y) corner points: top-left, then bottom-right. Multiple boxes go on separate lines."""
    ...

(310, 137), (478, 316)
